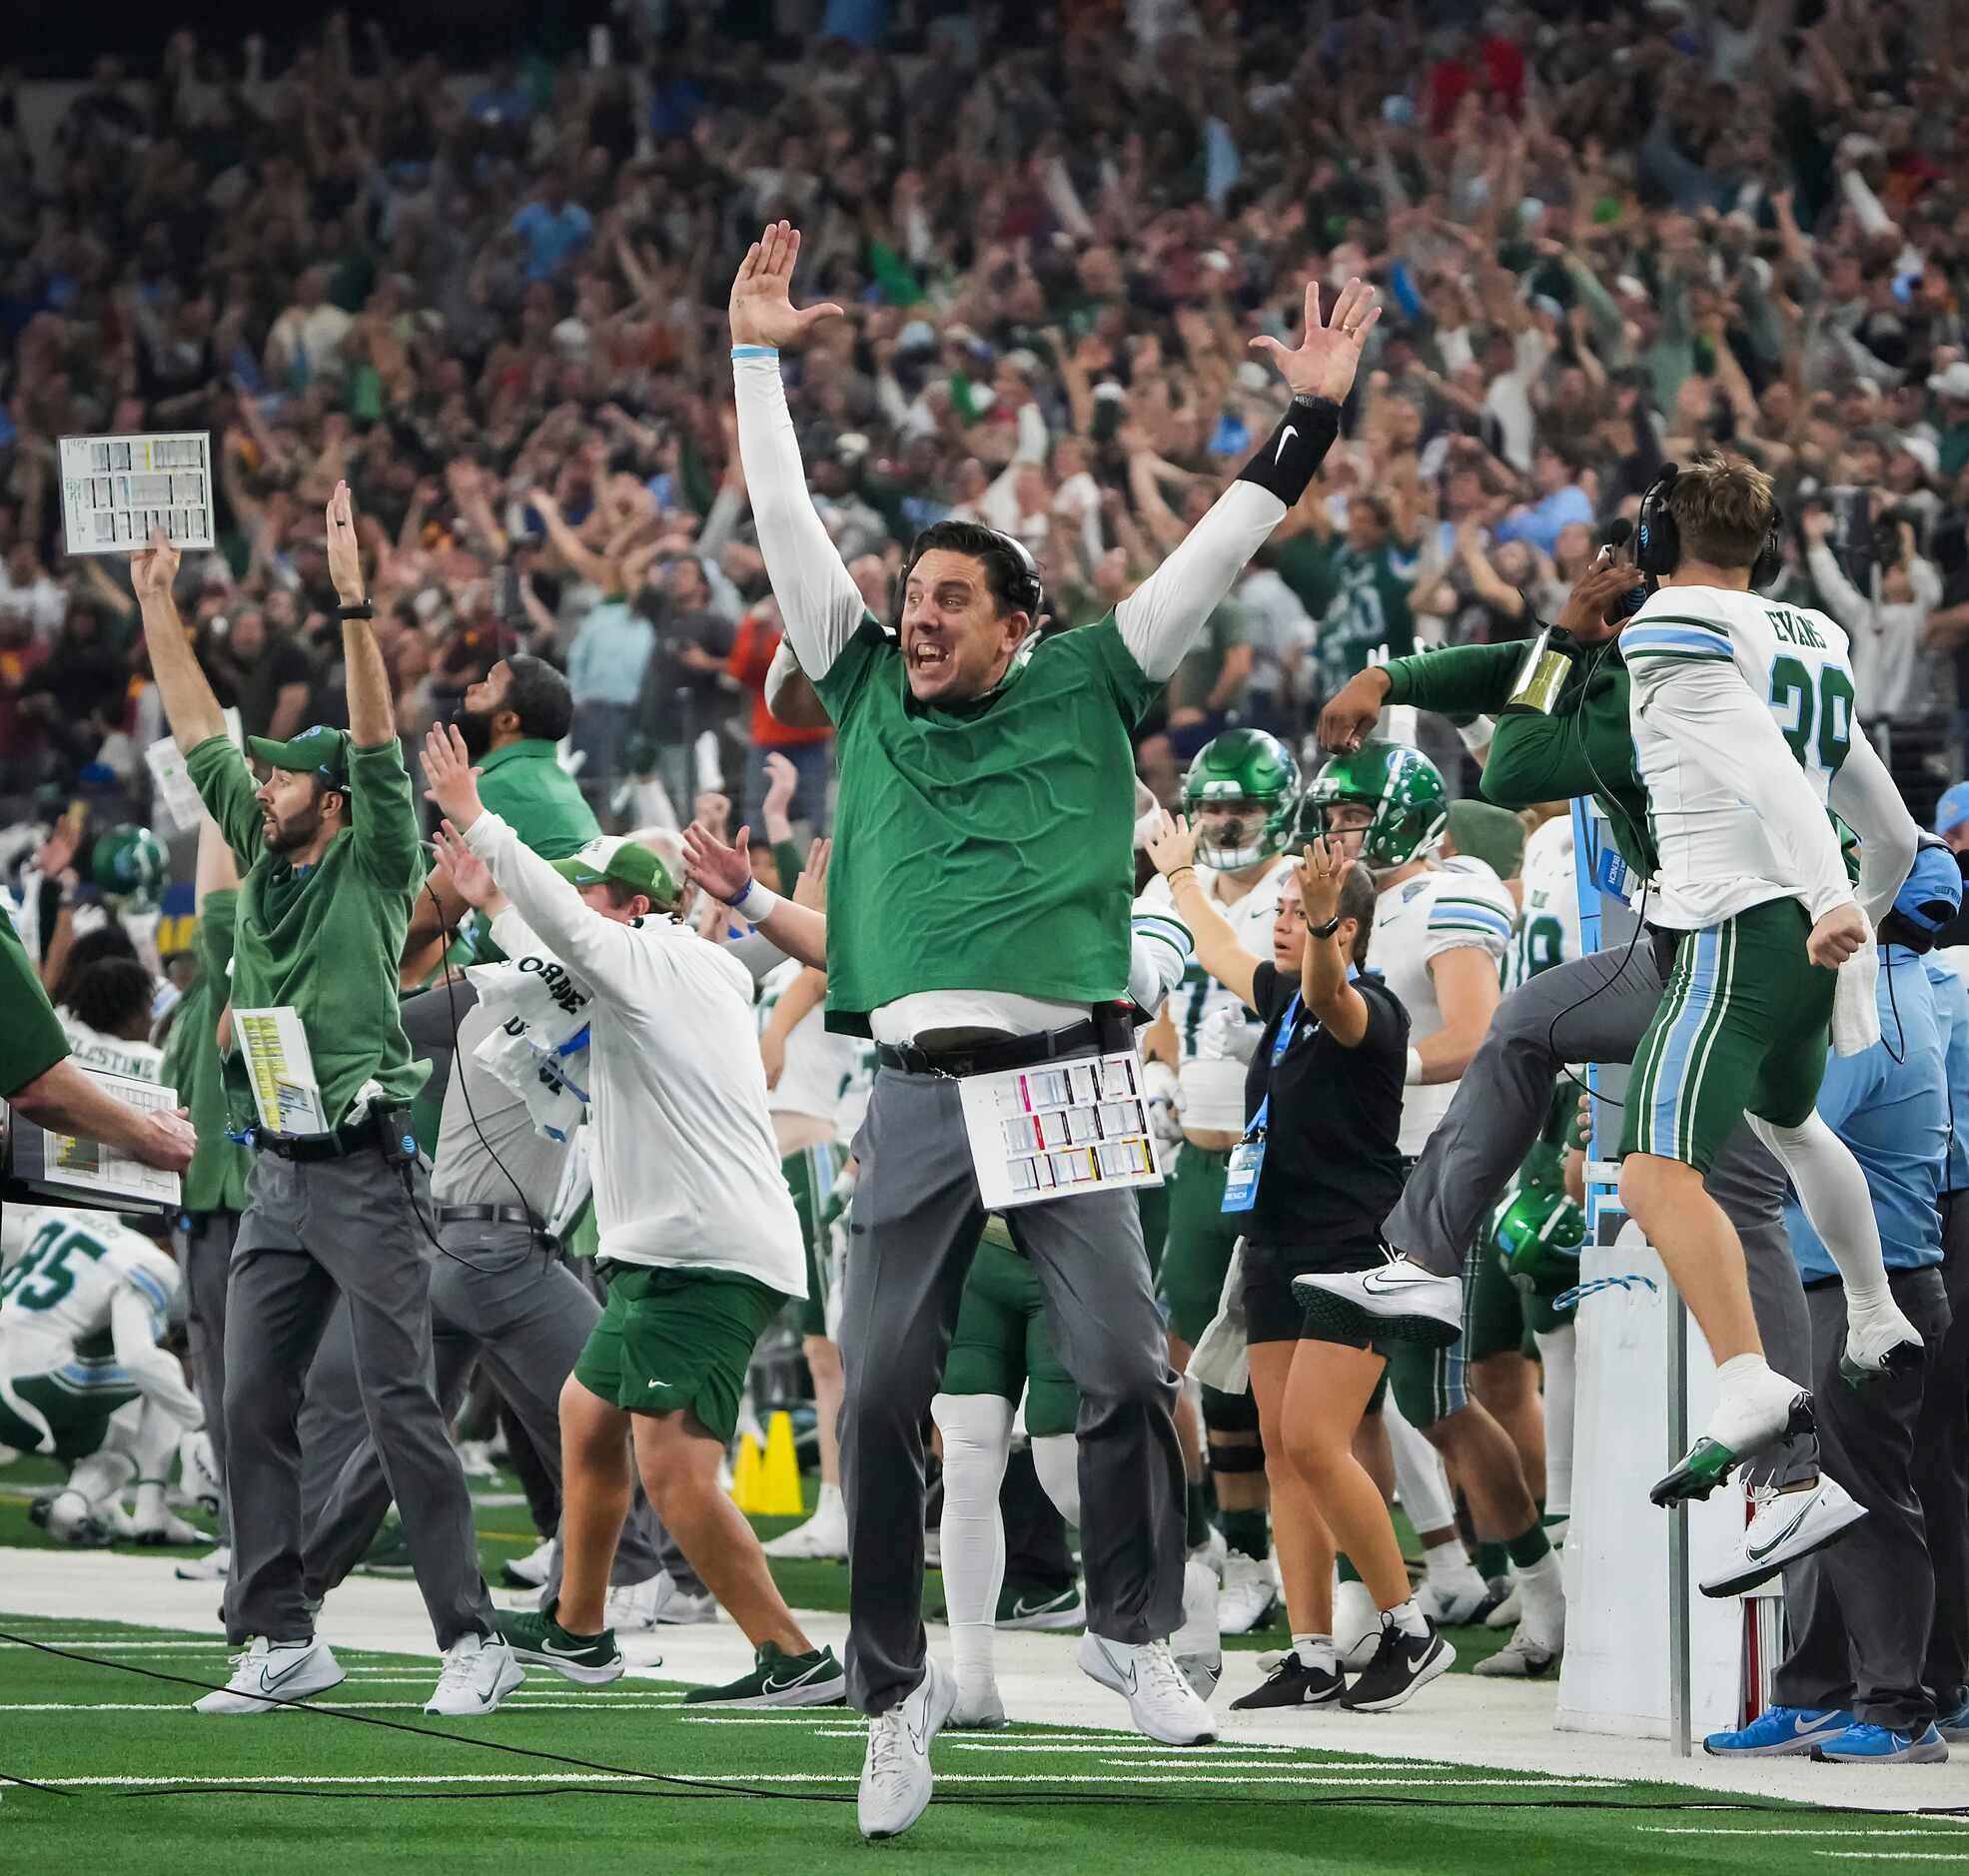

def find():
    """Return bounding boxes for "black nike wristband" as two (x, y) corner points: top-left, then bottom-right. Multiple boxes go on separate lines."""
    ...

(1236, 396), (1342, 505)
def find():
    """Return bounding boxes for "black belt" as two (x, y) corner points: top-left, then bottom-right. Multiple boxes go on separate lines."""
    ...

(250, 1108), (392, 1164)
(435, 1203), (540, 1231)
(876, 1019), (1101, 1080)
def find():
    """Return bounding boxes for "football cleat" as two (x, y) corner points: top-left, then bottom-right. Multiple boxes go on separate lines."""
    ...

(1704, 1705), (1852, 1757)
(133, 1509), (209, 1547)
(425, 1633), (524, 1717)
(1077, 1633), (1217, 1744)
(1483, 1580), (1521, 1629)
(356, 1525), (416, 1576)
(194, 1636), (345, 1715)
(1418, 1574), (1507, 1628)
(1190, 1524), (1229, 1579)
(1472, 1624), (1561, 1678)
(30, 1489), (112, 1547)
(1840, 1295), (1925, 1386)
(1652, 1379), (1815, 1506)
(858, 1656), (955, 1841)
(683, 1641), (845, 1708)
(1700, 1474), (1869, 1598)
(1216, 1552), (1280, 1635)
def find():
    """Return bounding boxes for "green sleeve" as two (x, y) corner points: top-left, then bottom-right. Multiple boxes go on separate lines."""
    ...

(347, 738), (428, 897)
(1382, 641), (1528, 716)
(186, 736), (267, 869)
(773, 839), (804, 899)
(1480, 711), (1601, 810)
(810, 617), (891, 726)
(0, 899), (69, 1098)
(195, 889), (241, 982)
(1077, 612), (1162, 729)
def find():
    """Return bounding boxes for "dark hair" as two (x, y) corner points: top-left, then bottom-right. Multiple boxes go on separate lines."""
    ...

(1341, 862), (1378, 969)
(66, 957), (155, 1041)
(50, 924), (140, 1009)
(896, 520), (1043, 622)
(502, 653), (574, 743)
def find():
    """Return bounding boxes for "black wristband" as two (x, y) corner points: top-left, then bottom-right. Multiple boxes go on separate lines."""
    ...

(335, 601), (375, 621)
(1309, 914), (1343, 941)
(1236, 396), (1343, 505)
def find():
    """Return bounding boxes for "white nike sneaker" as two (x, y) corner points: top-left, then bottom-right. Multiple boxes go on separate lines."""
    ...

(1173, 1559), (1224, 1698)
(500, 1536), (555, 1589)
(1652, 1369), (1814, 1506)
(762, 1485), (850, 1560)
(455, 1438), (498, 1480)
(1334, 1576), (1382, 1670)
(604, 1569), (717, 1631)
(1473, 1622), (1562, 1677)
(173, 1430), (223, 1515)
(1842, 1294), (1925, 1384)
(858, 1656), (956, 1841)
(1216, 1552), (1280, 1635)
(1700, 1473), (1870, 1598)
(1190, 1523), (1229, 1580)
(1418, 1572), (1503, 1628)
(176, 1544), (232, 1583)
(195, 1636), (345, 1714)
(1293, 1256), (1465, 1350)
(133, 1508), (209, 1547)
(425, 1633), (525, 1716)
(1077, 1632), (1217, 1745)
(949, 1677), (1007, 1729)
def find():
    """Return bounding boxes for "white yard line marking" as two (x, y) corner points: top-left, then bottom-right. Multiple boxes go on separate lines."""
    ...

(1643, 1831), (1969, 1839)
(13, 1772), (1629, 1790)
(1813, 1855), (1969, 1863)
(0, 1698), (695, 1713)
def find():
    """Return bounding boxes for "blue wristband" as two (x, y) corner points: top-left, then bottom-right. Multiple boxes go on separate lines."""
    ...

(730, 345), (780, 361)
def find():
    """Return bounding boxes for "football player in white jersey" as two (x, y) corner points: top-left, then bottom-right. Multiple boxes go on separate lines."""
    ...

(758, 954), (868, 1564)
(0, 1206), (206, 1545)
(1616, 454), (1921, 1501)
(1137, 729), (1300, 1635)
(55, 953), (165, 1084)
(1507, 810), (1583, 992)
(1304, 740), (1567, 1678)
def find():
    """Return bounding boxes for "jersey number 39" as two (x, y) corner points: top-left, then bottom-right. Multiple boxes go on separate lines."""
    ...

(1768, 652), (1854, 781)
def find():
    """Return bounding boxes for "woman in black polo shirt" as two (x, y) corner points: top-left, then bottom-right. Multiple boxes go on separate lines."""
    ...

(1148, 817), (1450, 1716)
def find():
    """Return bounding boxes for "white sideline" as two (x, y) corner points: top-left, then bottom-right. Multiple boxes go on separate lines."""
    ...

(1, 1546), (1960, 1817)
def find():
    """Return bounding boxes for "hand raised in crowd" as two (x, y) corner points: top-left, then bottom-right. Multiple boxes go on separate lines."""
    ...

(431, 820), (504, 914)
(1143, 810), (1199, 880)
(1556, 556), (1647, 645)
(1249, 278), (1382, 407)
(1318, 665), (1394, 753)
(681, 818), (755, 905)
(420, 722), (486, 828)
(1298, 836), (1348, 929)
(326, 480), (366, 605)
(131, 527), (182, 603)
(761, 751), (800, 840)
(729, 221), (844, 352)
(792, 837), (831, 912)
(693, 791), (732, 839)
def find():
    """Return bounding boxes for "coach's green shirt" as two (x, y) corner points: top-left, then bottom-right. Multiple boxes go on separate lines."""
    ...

(478, 738), (598, 860)
(0, 899), (69, 1098)
(1383, 639), (1657, 878)
(188, 734), (431, 1131)
(812, 613), (1158, 1035)
(159, 889), (253, 1213)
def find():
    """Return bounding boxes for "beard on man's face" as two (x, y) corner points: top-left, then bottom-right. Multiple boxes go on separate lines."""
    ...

(451, 706), (494, 761)
(263, 799), (324, 856)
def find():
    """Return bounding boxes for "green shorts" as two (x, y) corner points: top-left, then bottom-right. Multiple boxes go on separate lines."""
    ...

(1622, 900), (1834, 1173)
(1159, 1143), (1242, 1345)
(782, 1142), (845, 1338)
(1135, 1178), (1173, 1283)
(1466, 1246), (1531, 1364)
(574, 1263), (788, 1443)
(942, 1224), (1079, 1438)
(0, 1361), (135, 1460)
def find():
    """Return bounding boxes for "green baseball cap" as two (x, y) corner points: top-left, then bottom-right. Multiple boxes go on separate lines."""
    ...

(247, 724), (351, 788)
(1446, 800), (1527, 883)
(550, 835), (676, 908)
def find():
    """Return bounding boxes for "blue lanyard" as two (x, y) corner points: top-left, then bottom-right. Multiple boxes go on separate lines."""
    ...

(1244, 994), (1304, 1142)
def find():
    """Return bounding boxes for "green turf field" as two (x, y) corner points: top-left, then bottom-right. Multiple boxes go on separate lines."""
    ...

(2, 1614), (1951, 1875)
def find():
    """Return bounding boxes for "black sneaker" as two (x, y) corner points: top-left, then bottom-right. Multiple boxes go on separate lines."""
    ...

(1230, 1653), (1347, 1711)
(683, 1641), (846, 1707)
(492, 1599), (626, 1685)
(1338, 1619), (1456, 1712)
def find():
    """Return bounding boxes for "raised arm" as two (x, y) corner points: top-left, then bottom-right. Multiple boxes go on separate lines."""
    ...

(1297, 839), (1370, 1046)
(678, 819), (829, 969)
(1115, 279), (1376, 682)
(729, 223), (863, 680)
(1143, 813), (1262, 1011)
(132, 532), (226, 750)
(326, 481), (395, 750)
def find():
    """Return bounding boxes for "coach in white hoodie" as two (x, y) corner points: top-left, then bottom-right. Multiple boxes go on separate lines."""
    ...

(422, 723), (843, 1709)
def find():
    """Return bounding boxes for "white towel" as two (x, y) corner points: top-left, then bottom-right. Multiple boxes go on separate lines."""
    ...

(1832, 942), (1882, 1057)
(1188, 1240), (1250, 1395)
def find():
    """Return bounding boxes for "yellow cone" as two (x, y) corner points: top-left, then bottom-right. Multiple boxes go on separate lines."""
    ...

(756, 1409), (806, 1517)
(730, 1431), (766, 1511)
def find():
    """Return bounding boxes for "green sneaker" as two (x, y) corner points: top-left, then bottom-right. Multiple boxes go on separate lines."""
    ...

(996, 1582), (1085, 1631)
(492, 1599), (626, 1685)
(682, 1641), (845, 1708)
(356, 1525), (415, 1577)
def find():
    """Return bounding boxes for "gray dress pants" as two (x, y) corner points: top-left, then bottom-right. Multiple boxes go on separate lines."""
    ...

(224, 1149), (492, 1648)
(839, 1062), (1185, 1715)
(177, 1208), (239, 1542)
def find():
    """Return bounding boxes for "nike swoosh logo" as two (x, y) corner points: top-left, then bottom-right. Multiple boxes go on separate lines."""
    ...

(1275, 426), (1298, 464)
(1746, 1497), (1816, 1563)
(1099, 1640), (1138, 1693)
(257, 1655), (315, 1692)
(762, 1663), (826, 1694)
(540, 1635), (600, 1657)
(1012, 1596), (1064, 1618)
(1363, 1271), (1435, 1294)
(1794, 1712), (1832, 1735)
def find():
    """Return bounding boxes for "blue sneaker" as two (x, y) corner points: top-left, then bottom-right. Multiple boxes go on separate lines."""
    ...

(1703, 1705), (1852, 1757)
(1937, 1694), (1969, 1743)
(1812, 1721), (1949, 1764)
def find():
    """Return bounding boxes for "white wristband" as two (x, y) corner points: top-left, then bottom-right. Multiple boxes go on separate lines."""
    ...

(1405, 1047), (1425, 1086)
(1457, 714), (1496, 754)
(732, 879), (780, 923)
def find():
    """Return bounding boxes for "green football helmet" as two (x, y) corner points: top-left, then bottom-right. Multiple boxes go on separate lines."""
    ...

(1181, 729), (1301, 870)
(91, 825), (167, 910)
(1487, 1181), (1586, 1300)
(1303, 739), (1448, 871)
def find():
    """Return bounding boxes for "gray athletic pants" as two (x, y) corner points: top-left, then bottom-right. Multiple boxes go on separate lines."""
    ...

(1919, 1194), (1969, 1711)
(1774, 1269), (1951, 1731)
(297, 1228), (683, 1601)
(840, 1062), (1185, 1715)
(177, 1208), (238, 1543)
(224, 1148), (492, 1649)
(1383, 936), (1815, 1483)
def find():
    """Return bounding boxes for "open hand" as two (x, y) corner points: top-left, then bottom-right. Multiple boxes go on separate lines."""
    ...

(420, 722), (485, 828)
(431, 820), (503, 913)
(792, 836), (831, 911)
(1250, 278), (1382, 405)
(681, 819), (755, 905)
(326, 480), (365, 603)
(131, 528), (182, 603)
(1557, 557), (1646, 643)
(1298, 837), (1348, 928)
(729, 221), (844, 351)
(1144, 811), (1200, 880)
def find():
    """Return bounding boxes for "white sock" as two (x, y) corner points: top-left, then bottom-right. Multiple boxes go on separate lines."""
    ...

(1031, 1433), (1080, 1528)
(1514, 1549), (1565, 1642)
(1715, 1351), (1781, 1403)
(1385, 1596), (1430, 1639)
(1386, 1399), (1457, 1532)
(1533, 1326), (1575, 1521)
(813, 1481), (843, 1519)
(1292, 1632), (1337, 1673)
(1749, 1112), (1890, 1310)
(930, 1393), (1013, 1688)
(1424, 1536), (1486, 1595)
(134, 1479), (168, 1526)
